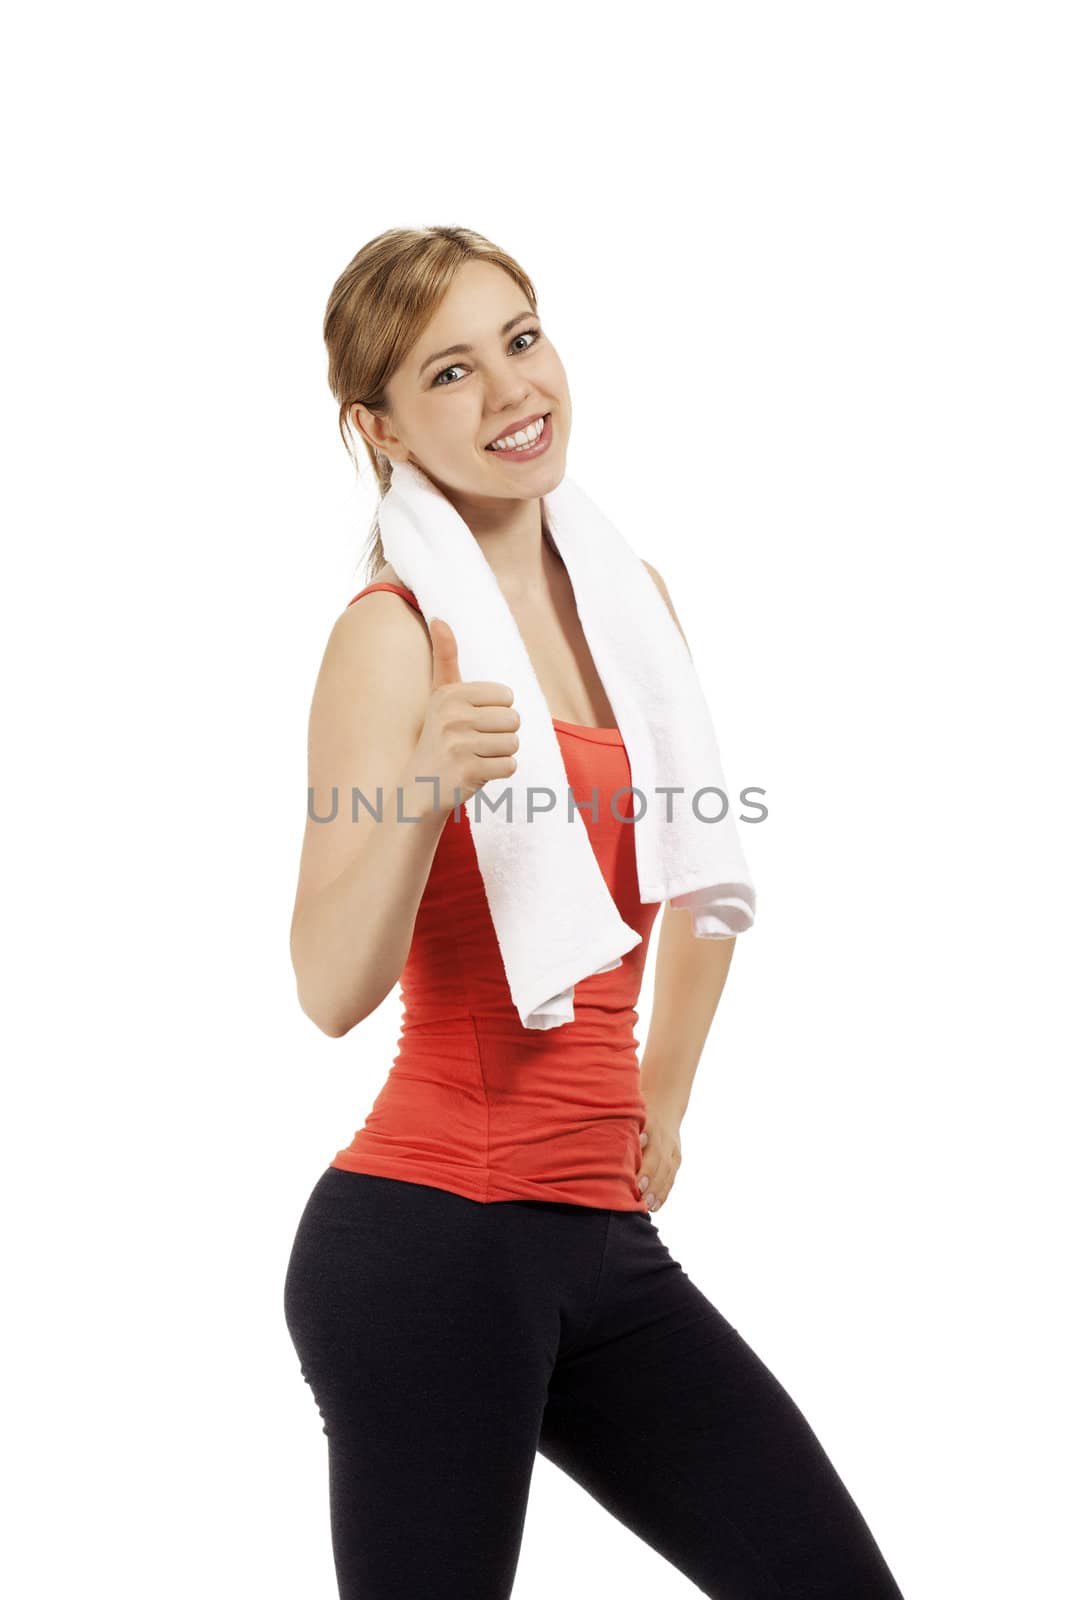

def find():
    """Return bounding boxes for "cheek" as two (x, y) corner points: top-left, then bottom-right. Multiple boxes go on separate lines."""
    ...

(546, 352), (568, 395)
(554, 374), (573, 427)
(419, 398), (482, 457)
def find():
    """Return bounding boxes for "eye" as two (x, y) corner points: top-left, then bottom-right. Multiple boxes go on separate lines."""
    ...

(431, 327), (542, 387)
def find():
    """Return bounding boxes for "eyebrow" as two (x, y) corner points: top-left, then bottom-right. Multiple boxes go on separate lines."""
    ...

(417, 312), (537, 378)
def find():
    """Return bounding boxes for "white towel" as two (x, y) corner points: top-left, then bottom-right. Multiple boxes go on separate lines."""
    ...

(377, 459), (756, 1030)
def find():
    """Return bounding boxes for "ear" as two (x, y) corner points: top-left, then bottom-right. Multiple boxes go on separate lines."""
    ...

(349, 402), (401, 461)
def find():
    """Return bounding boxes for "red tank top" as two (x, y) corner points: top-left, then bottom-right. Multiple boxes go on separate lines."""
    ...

(329, 581), (660, 1209)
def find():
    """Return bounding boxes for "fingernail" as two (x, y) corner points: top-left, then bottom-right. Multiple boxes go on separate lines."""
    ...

(638, 1176), (649, 1192)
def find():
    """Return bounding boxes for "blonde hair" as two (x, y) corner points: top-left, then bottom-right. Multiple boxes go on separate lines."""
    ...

(324, 224), (540, 583)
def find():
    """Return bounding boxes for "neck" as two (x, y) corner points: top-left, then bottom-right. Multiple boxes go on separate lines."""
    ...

(449, 491), (560, 603)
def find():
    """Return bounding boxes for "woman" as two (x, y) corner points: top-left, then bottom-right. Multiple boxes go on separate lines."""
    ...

(284, 226), (906, 1599)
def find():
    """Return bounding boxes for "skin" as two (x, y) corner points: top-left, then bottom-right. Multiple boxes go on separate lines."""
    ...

(291, 258), (737, 1214)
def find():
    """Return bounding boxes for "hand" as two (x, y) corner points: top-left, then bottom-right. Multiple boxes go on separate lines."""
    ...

(409, 618), (521, 812)
(635, 1091), (684, 1213)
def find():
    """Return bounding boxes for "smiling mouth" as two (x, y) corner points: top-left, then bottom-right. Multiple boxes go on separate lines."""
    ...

(484, 413), (551, 455)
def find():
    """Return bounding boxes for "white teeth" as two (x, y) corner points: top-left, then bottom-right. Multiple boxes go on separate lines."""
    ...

(488, 415), (546, 451)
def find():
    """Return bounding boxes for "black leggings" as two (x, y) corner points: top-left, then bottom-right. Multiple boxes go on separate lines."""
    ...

(283, 1167), (906, 1599)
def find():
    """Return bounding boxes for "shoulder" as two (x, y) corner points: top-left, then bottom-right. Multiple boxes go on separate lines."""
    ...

(305, 594), (431, 793)
(640, 558), (689, 651)
(341, 562), (422, 621)
(323, 570), (430, 705)
(337, 560), (425, 632)
(640, 557), (668, 597)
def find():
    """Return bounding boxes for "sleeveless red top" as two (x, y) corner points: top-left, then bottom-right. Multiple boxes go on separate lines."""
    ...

(329, 581), (661, 1210)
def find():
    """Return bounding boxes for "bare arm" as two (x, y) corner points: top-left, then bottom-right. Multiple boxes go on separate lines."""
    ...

(637, 557), (738, 1116)
(639, 911), (736, 1118)
(289, 594), (443, 1038)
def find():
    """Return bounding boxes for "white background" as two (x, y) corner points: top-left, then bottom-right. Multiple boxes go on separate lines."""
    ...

(4, 3), (1064, 1596)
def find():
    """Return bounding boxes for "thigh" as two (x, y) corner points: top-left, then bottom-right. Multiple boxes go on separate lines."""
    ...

(283, 1169), (547, 1599)
(537, 1211), (906, 1600)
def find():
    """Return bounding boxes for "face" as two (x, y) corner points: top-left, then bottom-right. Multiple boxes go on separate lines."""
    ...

(352, 259), (572, 508)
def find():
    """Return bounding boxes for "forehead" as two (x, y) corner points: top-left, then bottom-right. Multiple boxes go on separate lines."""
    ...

(412, 261), (532, 353)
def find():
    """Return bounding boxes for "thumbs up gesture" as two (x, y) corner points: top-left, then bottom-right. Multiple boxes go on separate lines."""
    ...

(411, 618), (521, 811)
